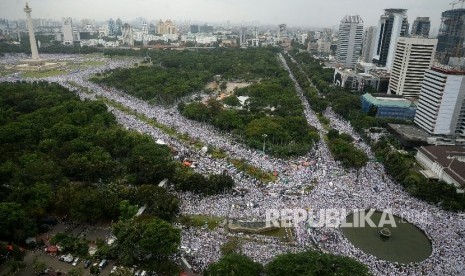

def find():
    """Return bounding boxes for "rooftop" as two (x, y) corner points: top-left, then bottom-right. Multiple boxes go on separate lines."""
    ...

(362, 93), (415, 108)
(418, 145), (465, 186)
(388, 124), (429, 142)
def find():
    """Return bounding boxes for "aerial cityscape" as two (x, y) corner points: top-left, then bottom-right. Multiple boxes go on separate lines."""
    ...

(0, 0), (464, 275)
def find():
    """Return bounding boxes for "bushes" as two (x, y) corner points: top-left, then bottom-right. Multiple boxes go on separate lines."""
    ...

(326, 128), (368, 169)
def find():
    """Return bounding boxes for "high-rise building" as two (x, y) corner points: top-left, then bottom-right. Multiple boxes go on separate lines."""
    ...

(157, 20), (176, 34)
(199, 24), (213, 34)
(115, 18), (123, 36)
(437, 8), (465, 64)
(336, 15), (364, 68)
(62, 17), (73, 45)
(414, 66), (465, 137)
(362, 26), (377, 63)
(142, 22), (148, 35)
(411, 17), (431, 37)
(122, 23), (134, 46)
(190, 24), (199, 34)
(372, 9), (409, 70)
(239, 27), (247, 46)
(388, 37), (437, 98)
(108, 18), (116, 36)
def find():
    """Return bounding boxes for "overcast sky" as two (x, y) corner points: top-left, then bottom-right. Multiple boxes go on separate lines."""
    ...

(0, 0), (451, 31)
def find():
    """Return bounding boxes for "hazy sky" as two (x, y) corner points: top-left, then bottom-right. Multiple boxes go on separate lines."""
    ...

(0, 0), (451, 31)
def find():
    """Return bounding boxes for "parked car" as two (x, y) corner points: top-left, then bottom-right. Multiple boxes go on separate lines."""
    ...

(83, 259), (91, 268)
(72, 257), (79, 266)
(99, 259), (108, 270)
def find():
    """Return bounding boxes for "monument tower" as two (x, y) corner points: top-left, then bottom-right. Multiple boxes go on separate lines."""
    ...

(24, 2), (40, 61)
(17, 2), (59, 70)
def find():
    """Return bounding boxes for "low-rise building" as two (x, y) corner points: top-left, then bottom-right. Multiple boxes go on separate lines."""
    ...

(361, 93), (417, 120)
(416, 145), (465, 190)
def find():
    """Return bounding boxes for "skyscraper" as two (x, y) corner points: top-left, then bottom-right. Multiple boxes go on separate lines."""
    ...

(411, 17), (431, 37)
(62, 17), (73, 45)
(190, 24), (199, 34)
(157, 20), (176, 35)
(336, 15), (364, 68)
(388, 37), (437, 98)
(115, 18), (123, 36)
(122, 23), (134, 46)
(108, 18), (116, 36)
(372, 9), (409, 70)
(239, 27), (247, 46)
(414, 66), (465, 138)
(361, 26), (377, 63)
(437, 8), (465, 64)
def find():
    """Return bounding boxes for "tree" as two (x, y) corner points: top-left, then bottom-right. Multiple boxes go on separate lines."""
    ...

(119, 200), (139, 221)
(0, 202), (36, 242)
(134, 185), (179, 221)
(265, 251), (370, 276)
(219, 82), (228, 91)
(204, 254), (263, 276)
(112, 217), (180, 266)
(32, 257), (47, 274)
(68, 267), (84, 276)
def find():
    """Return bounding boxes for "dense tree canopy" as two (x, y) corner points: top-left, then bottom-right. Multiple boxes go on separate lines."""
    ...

(0, 82), (232, 247)
(93, 48), (281, 105)
(326, 128), (368, 169)
(265, 251), (370, 276)
(204, 254), (263, 276)
(112, 217), (181, 266)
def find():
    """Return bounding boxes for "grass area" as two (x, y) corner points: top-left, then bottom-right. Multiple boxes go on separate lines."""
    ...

(229, 158), (277, 183)
(82, 60), (106, 66)
(178, 215), (223, 230)
(22, 69), (65, 78)
(317, 113), (330, 130)
(0, 70), (14, 77)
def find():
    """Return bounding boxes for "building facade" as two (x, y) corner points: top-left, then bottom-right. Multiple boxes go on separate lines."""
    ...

(388, 37), (437, 98)
(414, 67), (465, 137)
(361, 26), (377, 63)
(411, 17), (431, 37)
(372, 9), (409, 70)
(157, 20), (176, 35)
(336, 15), (364, 68)
(361, 93), (417, 120)
(122, 23), (134, 46)
(62, 17), (73, 45)
(437, 8), (465, 64)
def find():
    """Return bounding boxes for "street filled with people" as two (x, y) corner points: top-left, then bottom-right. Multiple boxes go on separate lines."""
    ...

(1, 53), (465, 275)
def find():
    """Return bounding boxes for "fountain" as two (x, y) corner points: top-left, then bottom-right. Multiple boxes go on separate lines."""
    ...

(341, 210), (432, 263)
(379, 227), (392, 239)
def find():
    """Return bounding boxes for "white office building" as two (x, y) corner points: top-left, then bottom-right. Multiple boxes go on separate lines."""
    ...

(414, 66), (465, 138)
(62, 17), (73, 45)
(336, 15), (364, 68)
(389, 37), (437, 98)
(361, 26), (377, 63)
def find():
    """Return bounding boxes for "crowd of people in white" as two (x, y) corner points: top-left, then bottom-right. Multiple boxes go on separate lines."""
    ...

(1, 53), (465, 275)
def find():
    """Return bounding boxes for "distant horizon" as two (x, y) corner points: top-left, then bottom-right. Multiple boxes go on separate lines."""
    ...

(0, 0), (452, 33)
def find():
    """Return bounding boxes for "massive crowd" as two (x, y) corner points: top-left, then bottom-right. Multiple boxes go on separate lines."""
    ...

(1, 53), (465, 275)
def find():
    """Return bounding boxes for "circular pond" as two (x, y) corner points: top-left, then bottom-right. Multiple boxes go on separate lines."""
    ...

(341, 210), (432, 263)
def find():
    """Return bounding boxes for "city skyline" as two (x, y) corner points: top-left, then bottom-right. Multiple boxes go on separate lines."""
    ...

(0, 0), (451, 32)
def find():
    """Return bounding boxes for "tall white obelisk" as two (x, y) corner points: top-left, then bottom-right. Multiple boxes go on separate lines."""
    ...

(24, 2), (40, 60)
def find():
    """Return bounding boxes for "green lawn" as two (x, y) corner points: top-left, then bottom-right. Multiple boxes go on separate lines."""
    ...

(22, 69), (65, 78)
(178, 215), (224, 230)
